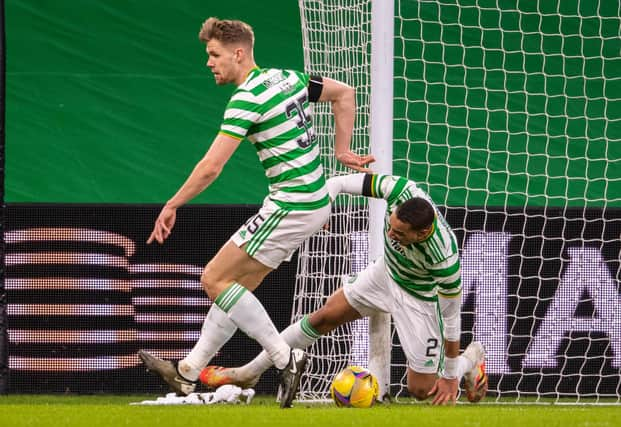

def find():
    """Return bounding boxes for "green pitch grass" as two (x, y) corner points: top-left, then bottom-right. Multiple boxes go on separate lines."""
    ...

(1, 395), (618, 427)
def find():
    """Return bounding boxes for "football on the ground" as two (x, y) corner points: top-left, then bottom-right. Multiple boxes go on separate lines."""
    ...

(330, 366), (379, 408)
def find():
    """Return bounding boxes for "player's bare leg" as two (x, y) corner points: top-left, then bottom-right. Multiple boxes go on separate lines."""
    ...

(199, 242), (309, 407)
(175, 242), (291, 377)
(139, 241), (300, 400)
(308, 288), (362, 333)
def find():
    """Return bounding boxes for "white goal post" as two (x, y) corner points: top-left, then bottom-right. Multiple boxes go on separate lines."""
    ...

(294, 0), (621, 404)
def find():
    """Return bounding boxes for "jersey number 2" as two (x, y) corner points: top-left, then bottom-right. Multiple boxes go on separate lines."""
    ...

(426, 338), (439, 357)
(285, 94), (316, 149)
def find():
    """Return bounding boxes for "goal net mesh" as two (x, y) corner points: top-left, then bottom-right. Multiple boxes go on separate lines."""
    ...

(295, 0), (621, 403)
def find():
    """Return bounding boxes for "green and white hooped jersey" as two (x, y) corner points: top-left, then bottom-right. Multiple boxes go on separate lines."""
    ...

(368, 174), (462, 302)
(219, 68), (329, 211)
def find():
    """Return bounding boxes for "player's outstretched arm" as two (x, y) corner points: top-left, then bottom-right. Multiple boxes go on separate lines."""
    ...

(318, 78), (375, 172)
(147, 133), (242, 244)
(327, 173), (414, 203)
(428, 291), (462, 405)
(326, 173), (366, 202)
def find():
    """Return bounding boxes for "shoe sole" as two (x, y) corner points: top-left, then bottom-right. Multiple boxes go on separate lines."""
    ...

(279, 354), (308, 408)
(463, 343), (487, 403)
(466, 376), (488, 402)
(465, 364), (488, 403)
(139, 350), (195, 396)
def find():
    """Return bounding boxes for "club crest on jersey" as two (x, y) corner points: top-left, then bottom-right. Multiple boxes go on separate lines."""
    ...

(262, 72), (286, 89)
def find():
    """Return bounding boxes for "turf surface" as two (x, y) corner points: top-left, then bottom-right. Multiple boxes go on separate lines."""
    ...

(1, 395), (618, 427)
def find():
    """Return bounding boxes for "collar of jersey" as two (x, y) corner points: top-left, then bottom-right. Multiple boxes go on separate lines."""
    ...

(244, 66), (261, 83)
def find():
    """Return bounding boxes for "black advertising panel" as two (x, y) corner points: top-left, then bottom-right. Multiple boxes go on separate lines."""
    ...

(2, 205), (620, 397)
(5, 204), (296, 394)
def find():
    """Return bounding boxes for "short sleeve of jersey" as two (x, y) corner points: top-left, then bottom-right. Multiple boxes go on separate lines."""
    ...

(368, 174), (416, 206)
(219, 90), (263, 140)
(293, 70), (310, 86)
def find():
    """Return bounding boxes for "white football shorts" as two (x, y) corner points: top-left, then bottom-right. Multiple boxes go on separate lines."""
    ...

(230, 198), (331, 269)
(343, 256), (444, 374)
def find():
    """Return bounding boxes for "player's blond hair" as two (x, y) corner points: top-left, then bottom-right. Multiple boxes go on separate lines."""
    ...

(198, 17), (254, 48)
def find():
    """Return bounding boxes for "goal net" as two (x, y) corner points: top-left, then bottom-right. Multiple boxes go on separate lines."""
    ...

(295, 0), (621, 404)
(294, 0), (374, 401)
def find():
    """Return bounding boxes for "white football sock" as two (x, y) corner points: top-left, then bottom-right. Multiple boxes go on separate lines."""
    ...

(241, 315), (321, 377)
(456, 354), (476, 381)
(179, 303), (237, 381)
(220, 283), (290, 370)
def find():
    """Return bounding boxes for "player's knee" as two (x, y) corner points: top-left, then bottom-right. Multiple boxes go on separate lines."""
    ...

(406, 374), (434, 401)
(407, 383), (431, 401)
(200, 266), (221, 300)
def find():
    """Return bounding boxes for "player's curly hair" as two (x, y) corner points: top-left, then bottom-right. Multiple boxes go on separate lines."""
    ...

(198, 17), (254, 48)
(395, 197), (435, 231)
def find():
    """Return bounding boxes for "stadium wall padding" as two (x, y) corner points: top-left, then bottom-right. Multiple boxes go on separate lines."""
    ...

(0, 0), (8, 394)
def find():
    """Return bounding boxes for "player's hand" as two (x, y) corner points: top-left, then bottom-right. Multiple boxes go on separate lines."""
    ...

(336, 151), (375, 173)
(428, 376), (458, 405)
(147, 205), (177, 244)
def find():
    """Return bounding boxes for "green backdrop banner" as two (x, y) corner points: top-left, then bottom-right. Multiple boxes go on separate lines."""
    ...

(6, 1), (619, 206)
(6, 0), (302, 204)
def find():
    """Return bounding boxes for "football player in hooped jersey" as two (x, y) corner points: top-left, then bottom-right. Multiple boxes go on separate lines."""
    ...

(138, 17), (375, 408)
(201, 174), (488, 405)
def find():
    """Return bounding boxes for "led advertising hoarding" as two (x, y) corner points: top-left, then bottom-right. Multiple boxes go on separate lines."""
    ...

(2, 205), (620, 395)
